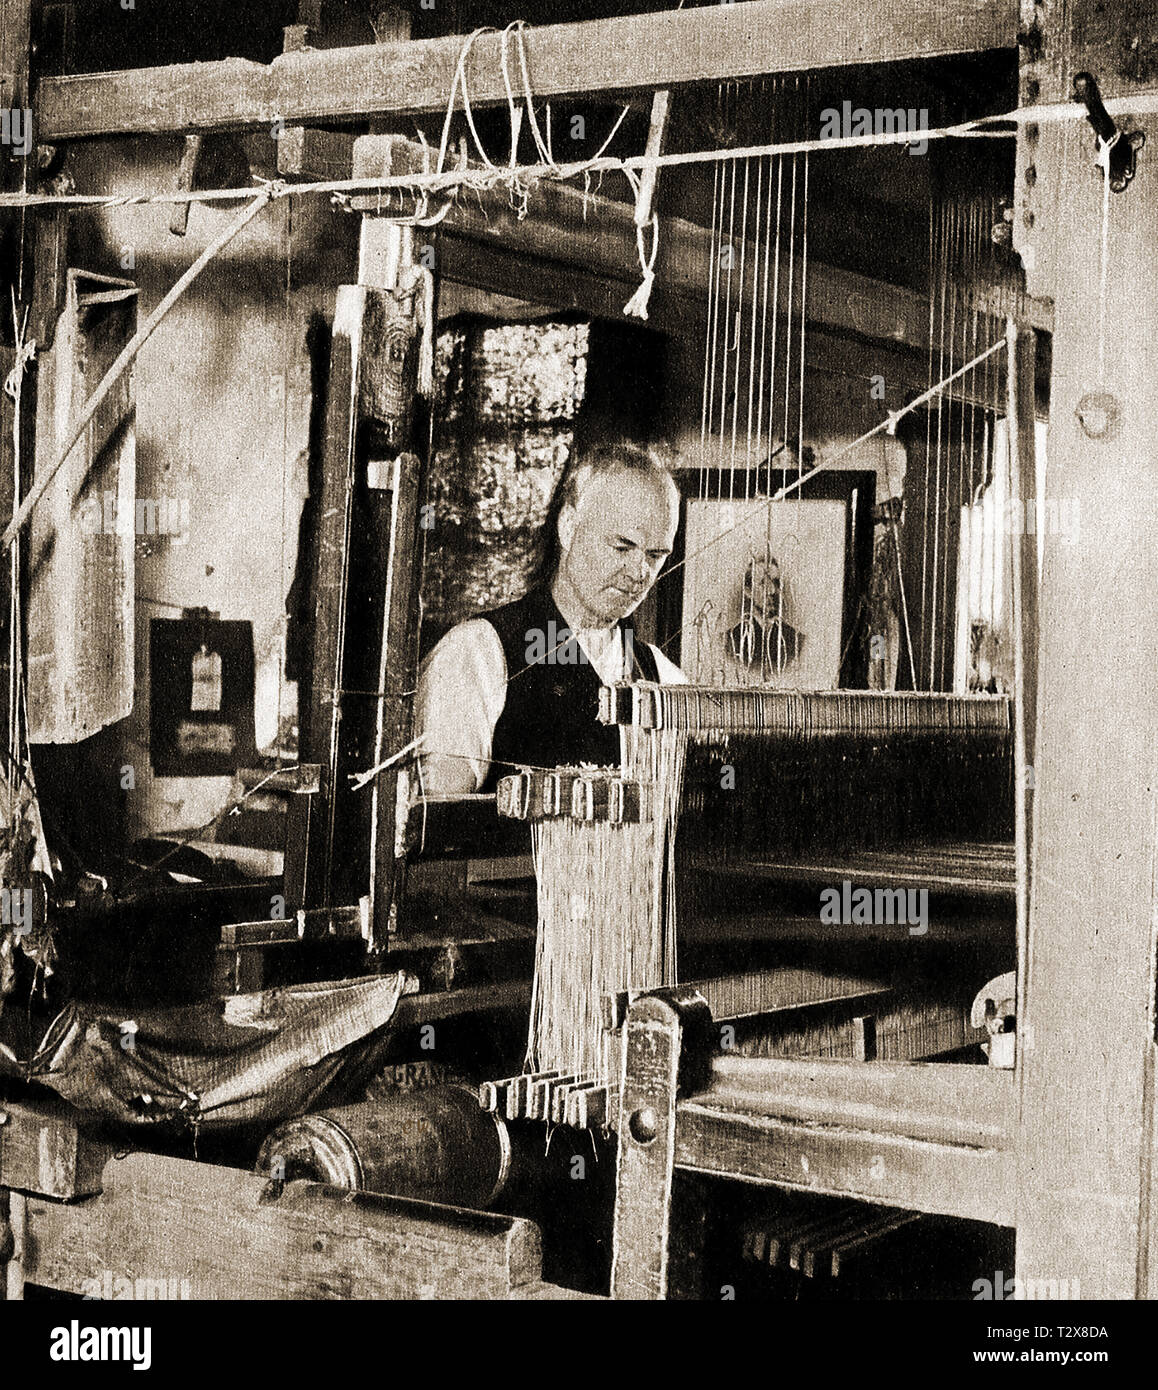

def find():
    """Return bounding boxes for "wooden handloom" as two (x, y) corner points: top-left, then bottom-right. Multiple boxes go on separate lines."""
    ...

(486, 684), (1015, 1130)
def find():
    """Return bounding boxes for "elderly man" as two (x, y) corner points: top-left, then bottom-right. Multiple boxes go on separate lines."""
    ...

(416, 443), (685, 796)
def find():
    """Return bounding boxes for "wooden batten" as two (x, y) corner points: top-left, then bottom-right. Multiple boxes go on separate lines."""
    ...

(36, 0), (1018, 141)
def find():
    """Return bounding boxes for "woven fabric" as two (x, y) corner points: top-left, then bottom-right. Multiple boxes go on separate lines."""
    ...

(18, 972), (412, 1131)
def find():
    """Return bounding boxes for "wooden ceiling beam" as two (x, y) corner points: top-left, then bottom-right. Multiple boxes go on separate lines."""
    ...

(36, 0), (1018, 141)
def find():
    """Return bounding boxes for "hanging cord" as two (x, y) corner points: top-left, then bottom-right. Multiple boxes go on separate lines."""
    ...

(623, 206), (660, 319)
(425, 22), (630, 224)
(508, 20), (558, 170)
(1096, 133), (1116, 383)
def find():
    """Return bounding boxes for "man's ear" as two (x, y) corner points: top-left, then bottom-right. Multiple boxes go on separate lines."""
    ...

(557, 501), (577, 556)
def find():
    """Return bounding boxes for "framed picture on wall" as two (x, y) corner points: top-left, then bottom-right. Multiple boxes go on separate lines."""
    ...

(654, 467), (876, 688)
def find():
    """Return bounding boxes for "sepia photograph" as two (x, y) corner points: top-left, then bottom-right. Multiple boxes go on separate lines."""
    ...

(0, 0), (1149, 1361)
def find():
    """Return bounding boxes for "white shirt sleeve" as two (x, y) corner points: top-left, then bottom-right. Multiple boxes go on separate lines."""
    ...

(649, 644), (689, 685)
(414, 619), (508, 795)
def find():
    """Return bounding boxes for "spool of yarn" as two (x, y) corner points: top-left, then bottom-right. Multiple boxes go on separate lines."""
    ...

(256, 1085), (512, 1209)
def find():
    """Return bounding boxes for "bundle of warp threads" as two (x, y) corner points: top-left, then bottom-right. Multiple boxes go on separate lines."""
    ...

(524, 725), (684, 1088)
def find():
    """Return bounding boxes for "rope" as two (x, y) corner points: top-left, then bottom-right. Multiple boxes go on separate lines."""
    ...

(1096, 133), (1115, 383)
(348, 735), (427, 792)
(622, 213), (659, 318)
(5, 89), (1149, 216)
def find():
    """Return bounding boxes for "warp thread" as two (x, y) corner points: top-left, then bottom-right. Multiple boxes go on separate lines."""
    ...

(524, 728), (683, 1087)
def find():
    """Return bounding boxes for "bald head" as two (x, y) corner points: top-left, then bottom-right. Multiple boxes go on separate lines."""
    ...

(552, 447), (680, 629)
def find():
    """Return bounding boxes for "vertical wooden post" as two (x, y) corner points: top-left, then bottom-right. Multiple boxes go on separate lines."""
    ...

(0, 2), (32, 150)
(356, 135), (434, 950)
(301, 135), (431, 947)
(0, 0), (34, 833)
(1006, 319), (1038, 1041)
(0, 1185), (26, 1300)
(302, 283), (364, 910)
(611, 995), (683, 1299)
(1014, 1), (1158, 1296)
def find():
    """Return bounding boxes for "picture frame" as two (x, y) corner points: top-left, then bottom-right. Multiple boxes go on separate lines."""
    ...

(652, 466), (876, 688)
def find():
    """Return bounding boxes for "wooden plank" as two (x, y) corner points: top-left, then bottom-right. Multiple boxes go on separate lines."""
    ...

(699, 1055), (1014, 1150)
(747, 994), (978, 1065)
(23, 1153), (544, 1300)
(277, 125), (357, 180)
(0, 0), (31, 125)
(29, 205), (69, 349)
(36, 0), (1018, 140)
(691, 969), (893, 1022)
(1011, 1), (1158, 1298)
(168, 132), (203, 236)
(700, 842), (1016, 898)
(675, 1101), (1014, 1226)
(0, 1190), (27, 1300)
(606, 966), (891, 1030)
(0, 1098), (115, 1200)
(369, 447), (423, 948)
(610, 995), (684, 1300)
(301, 273), (424, 921)
(302, 284), (363, 907)
(1007, 319), (1036, 1051)
(391, 979), (529, 1026)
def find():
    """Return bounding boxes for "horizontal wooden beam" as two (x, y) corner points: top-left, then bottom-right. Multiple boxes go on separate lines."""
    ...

(423, 154), (1052, 349)
(675, 1099), (1014, 1226)
(702, 1055), (1014, 1148)
(606, 967), (891, 1029)
(677, 1054), (1014, 1227)
(36, 0), (1018, 141)
(24, 1152), (552, 1299)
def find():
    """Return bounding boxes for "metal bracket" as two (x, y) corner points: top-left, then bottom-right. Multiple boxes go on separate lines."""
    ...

(1073, 71), (1145, 192)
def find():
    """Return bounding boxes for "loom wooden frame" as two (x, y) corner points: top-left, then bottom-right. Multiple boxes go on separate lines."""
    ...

(34, 0), (1019, 141)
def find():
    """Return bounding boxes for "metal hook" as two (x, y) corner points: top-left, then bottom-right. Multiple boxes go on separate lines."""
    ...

(1073, 72), (1145, 192)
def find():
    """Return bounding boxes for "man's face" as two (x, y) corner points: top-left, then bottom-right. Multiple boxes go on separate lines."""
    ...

(556, 469), (679, 627)
(745, 555), (781, 616)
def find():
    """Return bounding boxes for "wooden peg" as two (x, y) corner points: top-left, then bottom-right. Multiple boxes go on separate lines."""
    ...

(634, 89), (671, 231)
(170, 133), (204, 237)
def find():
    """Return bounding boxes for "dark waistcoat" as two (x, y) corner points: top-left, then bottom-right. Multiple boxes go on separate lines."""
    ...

(479, 586), (659, 792)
